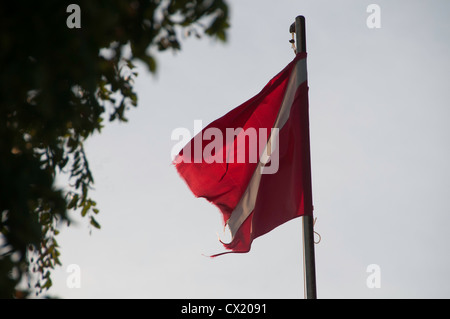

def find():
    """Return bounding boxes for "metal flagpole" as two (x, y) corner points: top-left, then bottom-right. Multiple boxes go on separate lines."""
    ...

(291, 15), (317, 299)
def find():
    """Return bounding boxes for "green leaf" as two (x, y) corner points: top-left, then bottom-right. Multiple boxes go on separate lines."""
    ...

(141, 55), (157, 73)
(90, 217), (101, 229)
(81, 205), (89, 217)
(67, 194), (79, 209)
(41, 278), (52, 290)
(40, 212), (51, 224)
(126, 60), (136, 69)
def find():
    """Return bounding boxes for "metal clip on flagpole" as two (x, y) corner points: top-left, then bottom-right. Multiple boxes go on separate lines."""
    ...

(291, 15), (317, 299)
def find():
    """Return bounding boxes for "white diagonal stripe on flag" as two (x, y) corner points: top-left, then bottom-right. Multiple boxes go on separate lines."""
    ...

(225, 57), (308, 241)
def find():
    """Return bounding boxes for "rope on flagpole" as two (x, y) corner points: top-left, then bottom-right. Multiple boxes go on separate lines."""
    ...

(313, 217), (321, 244)
(289, 22), (296, 54)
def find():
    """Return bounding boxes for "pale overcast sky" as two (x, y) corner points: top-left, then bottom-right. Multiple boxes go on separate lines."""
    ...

(49, 0), (450, 298)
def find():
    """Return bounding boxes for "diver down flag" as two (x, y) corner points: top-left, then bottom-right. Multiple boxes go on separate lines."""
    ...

(174, 52), (313, 256)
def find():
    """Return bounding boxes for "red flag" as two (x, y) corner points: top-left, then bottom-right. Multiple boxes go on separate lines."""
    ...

(174, 52), (313, 255)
